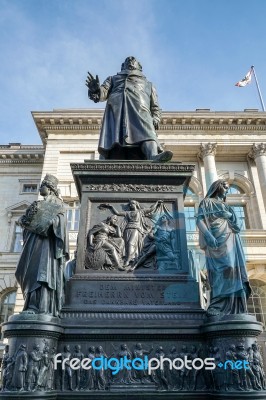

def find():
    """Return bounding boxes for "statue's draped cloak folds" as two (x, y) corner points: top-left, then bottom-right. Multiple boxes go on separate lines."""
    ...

(197, 188), (251, 314)
(98, 70), (161, 158)
(15, 196), (69, 316)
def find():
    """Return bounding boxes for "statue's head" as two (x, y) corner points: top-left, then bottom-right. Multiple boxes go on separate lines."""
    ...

(136, 343), (142, 350)
(157, 214), (170, 226)
(129, 199), (140, 211)
(106, 215), (118, 225)
(252, 343), (258, 351)
(121, 56), (142, 72)
(205, 179), (229, 201)
(40, 174), (59, 197)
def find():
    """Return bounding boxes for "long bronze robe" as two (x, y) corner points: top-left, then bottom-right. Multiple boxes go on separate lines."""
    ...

(98, 69), (161, 158)
(15, 195), (69, 316)
(197, 196), (251, 315)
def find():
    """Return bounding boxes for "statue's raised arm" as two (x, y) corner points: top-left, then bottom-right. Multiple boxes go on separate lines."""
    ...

(85, 72), (100, 103)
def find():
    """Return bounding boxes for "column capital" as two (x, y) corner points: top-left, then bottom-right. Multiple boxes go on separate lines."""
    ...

(198, 142), (217, 159)
(248, 143), (266, 159)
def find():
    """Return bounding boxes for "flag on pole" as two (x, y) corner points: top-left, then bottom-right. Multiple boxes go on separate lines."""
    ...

(235, 69), (253, 87)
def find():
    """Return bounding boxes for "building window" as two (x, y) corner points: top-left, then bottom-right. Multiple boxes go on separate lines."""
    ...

(184, 206), (196, 231)
(22, 184), (38, 193)
(66, 202), (80, 231)
(227, 184), (244, 195)
(0, 291), (17, 325)
(226, 182), (249, 230)
(231, 205), (249, 230)
(12, 223), (23, 252)
(247, 281), (266, 329)
(184, 187), (195, 196)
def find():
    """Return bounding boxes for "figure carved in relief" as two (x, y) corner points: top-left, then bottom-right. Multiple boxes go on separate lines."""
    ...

(85, 215), (125, 270)
(98, 200), (164, 267)
(128, 214), (179, 272)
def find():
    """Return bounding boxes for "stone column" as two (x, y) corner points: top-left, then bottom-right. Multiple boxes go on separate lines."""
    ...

(249, 143), (266, 210)
(198, 143), (218, 190)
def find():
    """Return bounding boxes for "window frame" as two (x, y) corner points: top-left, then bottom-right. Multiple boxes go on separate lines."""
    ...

(0, 290), (17, 326)
(65, 201), (80, 231)
(19, 179), (39, 195)
(11, 222), (23, 253)
(184, 188), (199, 233)
(226, 187), (250, 230)
(247, 283), (266, 329)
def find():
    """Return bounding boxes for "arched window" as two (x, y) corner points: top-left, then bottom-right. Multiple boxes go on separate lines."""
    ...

(0, 291), (17, 325)
(247, 280), (266, 329)
(226, 182), (249, 230)
(185, 187), (195, 196)
(227, 184), (244, 195)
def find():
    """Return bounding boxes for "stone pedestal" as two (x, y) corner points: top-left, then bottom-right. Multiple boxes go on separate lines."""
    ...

(201, 315), (264, 395)
(1, 313), (63, 397)
(1, 161), (265, 399)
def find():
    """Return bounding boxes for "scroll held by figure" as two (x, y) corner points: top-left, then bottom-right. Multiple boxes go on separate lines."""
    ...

(196, 179), (251, 318)
(86, 56), (173, 162)
(85, 200), (180, 272)
(15, 174), (69, 317)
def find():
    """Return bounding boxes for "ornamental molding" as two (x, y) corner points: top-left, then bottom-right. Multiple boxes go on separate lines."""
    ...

(71, 162), (194, 173)
(39, 123), (266, 132)
(248, 143), (266, 159)
(198, 142), (217, 158)
(0, 158), (43, 165)
(0, 145), (44, 150)
(186, 232), (266, 246)
(85, 183), (178, 192)
(72, 274), (192, 281)
(60, 311), (205, 320)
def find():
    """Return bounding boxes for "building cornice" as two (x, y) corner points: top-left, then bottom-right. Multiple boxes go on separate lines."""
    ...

(32, 109), (266, 144)
(0, 143), (45, 164)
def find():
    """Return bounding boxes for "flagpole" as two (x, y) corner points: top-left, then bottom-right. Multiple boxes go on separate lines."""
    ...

(251, 65), (265, 111)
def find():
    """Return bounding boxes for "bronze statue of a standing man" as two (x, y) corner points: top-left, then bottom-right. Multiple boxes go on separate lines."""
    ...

(15, 174), (69, 317)
(86, 56), (173, 162)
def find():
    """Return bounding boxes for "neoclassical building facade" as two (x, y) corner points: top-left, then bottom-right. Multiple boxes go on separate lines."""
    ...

(1, 108), (266, 352)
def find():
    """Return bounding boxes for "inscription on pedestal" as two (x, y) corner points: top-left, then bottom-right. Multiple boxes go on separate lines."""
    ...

(66, 280), (198, 309)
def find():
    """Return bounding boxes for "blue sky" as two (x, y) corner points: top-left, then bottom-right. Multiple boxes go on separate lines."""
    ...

(0, 0), (266, 144)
